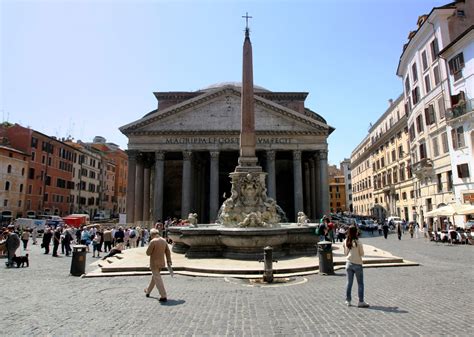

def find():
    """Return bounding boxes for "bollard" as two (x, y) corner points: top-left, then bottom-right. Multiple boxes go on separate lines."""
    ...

(317, 241), (334, 275)
(262, 246), (276, 283)
(70, 245), (87, 276)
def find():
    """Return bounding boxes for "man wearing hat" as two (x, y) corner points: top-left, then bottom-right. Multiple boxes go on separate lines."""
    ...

(5, 225), (20, 268)
(144, 228), (172, 302)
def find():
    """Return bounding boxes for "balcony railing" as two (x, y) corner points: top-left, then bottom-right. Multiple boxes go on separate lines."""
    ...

(446, 98), (473, 120)
(411, 158), (433, 178)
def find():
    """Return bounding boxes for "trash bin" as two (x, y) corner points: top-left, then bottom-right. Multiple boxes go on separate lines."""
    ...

(70, 245), (87, 276)
(317, 241), (334, 275)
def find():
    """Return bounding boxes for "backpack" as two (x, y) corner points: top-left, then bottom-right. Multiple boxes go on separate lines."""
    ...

(129, 230), (136, 239)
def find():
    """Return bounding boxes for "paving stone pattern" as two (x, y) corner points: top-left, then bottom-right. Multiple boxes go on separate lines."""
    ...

(1, 231), (473, 336)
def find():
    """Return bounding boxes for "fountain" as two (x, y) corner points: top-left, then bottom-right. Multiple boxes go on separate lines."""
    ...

(168, 19), (319, 260)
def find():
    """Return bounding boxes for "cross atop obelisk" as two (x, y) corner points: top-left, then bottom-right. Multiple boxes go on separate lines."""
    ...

(236, 12), (260, 172)
(242, 12), (252, 35)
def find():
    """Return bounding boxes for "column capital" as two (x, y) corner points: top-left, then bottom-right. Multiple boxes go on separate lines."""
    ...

(319, 150), (328, 161)
(210, 151), (220, 159)
(293, 150), (302, 160)
(183, 151), (193, 161)
(155, 151), (165, 161)
(126, 150), (139, 161)
(266, 150), (276, 161)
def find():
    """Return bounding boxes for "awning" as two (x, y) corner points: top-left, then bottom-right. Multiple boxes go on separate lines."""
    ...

(425, 203), (474, 217)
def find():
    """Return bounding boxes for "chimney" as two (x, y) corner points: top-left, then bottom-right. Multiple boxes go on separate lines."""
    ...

(388, 98), (394, 106)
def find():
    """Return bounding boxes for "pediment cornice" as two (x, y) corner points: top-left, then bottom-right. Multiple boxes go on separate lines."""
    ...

(120, 86), (334, 135)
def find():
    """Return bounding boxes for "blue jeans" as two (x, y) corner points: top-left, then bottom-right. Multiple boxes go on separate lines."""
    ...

(346, 262), (364, 303)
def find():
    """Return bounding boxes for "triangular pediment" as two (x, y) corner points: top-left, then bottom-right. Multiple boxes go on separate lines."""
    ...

(120, 86), (332, 135)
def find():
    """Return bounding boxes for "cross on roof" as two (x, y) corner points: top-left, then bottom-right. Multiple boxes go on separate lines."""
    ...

(242, 12), (252, 30)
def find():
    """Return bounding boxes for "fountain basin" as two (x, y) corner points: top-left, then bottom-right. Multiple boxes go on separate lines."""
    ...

(168, 224), (319, 260)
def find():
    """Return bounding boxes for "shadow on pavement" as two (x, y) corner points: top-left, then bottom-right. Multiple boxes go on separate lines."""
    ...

(367, 305), (408, 314)
(160, 299), (185, 306)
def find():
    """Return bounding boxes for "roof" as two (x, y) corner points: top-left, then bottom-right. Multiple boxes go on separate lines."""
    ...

(0, 144), (29, 156)
(439, 25), (474, 56)
(396, 2), (457, 76)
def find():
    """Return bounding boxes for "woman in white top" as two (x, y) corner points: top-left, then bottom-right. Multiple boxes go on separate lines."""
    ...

(344, 225), (369, 308)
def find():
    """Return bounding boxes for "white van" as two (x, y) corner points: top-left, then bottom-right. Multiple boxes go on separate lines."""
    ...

(14, 218), (46, 232)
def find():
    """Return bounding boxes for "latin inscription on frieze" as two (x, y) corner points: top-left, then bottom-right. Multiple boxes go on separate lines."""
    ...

(164, 137), (292, 145)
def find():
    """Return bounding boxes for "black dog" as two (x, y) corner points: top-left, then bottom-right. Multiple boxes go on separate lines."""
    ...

(12, 254), (29, 268)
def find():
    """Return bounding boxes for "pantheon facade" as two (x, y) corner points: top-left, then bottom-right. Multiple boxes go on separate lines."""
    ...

(120, 83), (334, 223)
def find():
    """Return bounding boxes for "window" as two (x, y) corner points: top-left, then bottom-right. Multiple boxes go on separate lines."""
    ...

(432, 136), (439, 157)
(3, 199), (7, 207)
(437, 173), (442, 192)
(422, 50), (428, 70)
(410, 190), (415, 198)
(398, 145), (404, 158)
(7, 165), (12, 173)
(392, 150), (396, 162)
(393, 170), (398, 184)
(28, 185), (32, 194)
(20, 184), (23, 192)
(451, 126), (465, 149)
(447, 171), (453, 190)
(457, 163), (470, 178)
(31, 137), (38, 148)
(21, 168), (25, 176)
(430, 38), (439, 61)
(5, 181), (10, 191)
(404, 76), (410, 95)
(424, 104), (436, 125)
(441, 132), (449, 153)
(416, 114), (424, 133)
(412, 62), (418, 82)
(400, 164), (406, 181)
(433, 66), (440, 85)
(42, 155), (45, 164)
(43, 193), (48, 202)
(424, 74), (431, 93)
(419, 142), (426, 160)
(409, 124), (416, 141)
(381, 157), (385, 167)
(45, 176), (51, 186)
(448, 53), (465, 81)
(412, 87), (420, 105)
(437, 97), (445, 119)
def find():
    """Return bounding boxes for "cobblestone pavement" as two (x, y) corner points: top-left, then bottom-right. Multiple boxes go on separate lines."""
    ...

(1, 231), (473, 336)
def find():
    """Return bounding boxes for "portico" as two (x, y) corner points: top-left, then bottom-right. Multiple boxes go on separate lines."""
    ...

(121, 84), (334, 223)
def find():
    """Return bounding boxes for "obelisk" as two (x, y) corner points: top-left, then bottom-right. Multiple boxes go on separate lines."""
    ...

(236, 18), (261, 173)
(216, 14), (282, 227)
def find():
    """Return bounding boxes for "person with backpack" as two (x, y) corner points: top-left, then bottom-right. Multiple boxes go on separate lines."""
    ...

(129, 227), (138, 248)
(344, 225), (369, 308)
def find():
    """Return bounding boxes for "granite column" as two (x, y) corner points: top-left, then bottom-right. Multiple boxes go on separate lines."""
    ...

(153, 151), (165, 222)
(209, 151), (219, 222)
(293, 150), (303, 221)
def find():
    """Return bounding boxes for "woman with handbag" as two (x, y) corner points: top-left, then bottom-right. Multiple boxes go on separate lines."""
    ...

(344, 225), (369, 308)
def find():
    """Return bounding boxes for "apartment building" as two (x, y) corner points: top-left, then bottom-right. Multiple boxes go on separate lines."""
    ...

(440, 25), (474, 224)
(369, 96), (415, 222)
(66, 141), (101, 216)
(351, 136), (373, 216)
(328, 164), (347, 212)
(0, 139), (28, 221)
(397, 0), (472, 228)
(90, 136), (128, 215)
(1, 124), (76, 216)
(340, 158), (353, 212)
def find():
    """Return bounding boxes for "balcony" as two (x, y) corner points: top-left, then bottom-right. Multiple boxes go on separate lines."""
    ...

(411, 158), (433, 178)
(446, 98), (473, 122)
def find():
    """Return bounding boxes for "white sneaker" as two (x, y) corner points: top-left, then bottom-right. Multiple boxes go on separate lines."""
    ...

(357, 301), (370, 308)
(345, 301), (351, 307)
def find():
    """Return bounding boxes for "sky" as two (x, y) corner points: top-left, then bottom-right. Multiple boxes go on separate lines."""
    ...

(1, 0), (449, 165)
